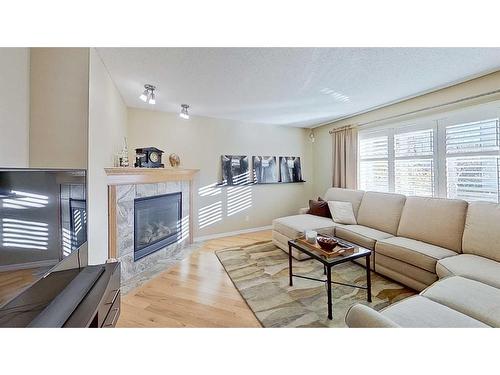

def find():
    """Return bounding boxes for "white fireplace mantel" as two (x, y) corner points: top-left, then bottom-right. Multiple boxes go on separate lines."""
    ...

(104, 167), (199, 185)
(105, 167), (199, 259)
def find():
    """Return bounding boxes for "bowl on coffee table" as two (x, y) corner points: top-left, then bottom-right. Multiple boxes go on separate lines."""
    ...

(316, 236), (338, 252)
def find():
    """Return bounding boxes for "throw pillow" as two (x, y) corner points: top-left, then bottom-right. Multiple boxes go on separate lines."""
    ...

(327, 201), (357, 224)
(307, 197), (332, 218)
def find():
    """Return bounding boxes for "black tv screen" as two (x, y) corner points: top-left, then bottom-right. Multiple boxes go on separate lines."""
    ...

(0, 169), (87, 275)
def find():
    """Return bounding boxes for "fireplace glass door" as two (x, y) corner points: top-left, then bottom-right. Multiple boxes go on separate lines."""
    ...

(134, 192), (182, 261)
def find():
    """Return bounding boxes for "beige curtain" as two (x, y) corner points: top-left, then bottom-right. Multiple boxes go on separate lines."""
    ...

(332, 126), (358, 189)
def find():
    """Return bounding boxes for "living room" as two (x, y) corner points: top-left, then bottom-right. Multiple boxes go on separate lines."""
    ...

(1, 1), (499, 373)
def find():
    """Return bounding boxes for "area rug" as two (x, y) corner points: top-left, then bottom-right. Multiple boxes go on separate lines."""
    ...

(216, 241), (414, 327)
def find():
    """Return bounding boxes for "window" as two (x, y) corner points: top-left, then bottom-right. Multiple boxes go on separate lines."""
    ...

(445, 119), (500, 202)
(359, 126), (435, 196)
(394, 128), (434, 197)
(359, 133), (389, 192)
(358, 103), (500, 203)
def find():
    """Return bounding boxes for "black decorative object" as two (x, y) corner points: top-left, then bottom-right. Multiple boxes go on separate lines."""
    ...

(134, 147), (164, 168)
(221, 155), (249, 185)
(279, 156), (303, 182)
(253, 156), (278, 184)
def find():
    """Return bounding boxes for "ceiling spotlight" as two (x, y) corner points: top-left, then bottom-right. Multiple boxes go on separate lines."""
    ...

(149, 91), (156, 105)
(139, 84), (156, 104)
(180, 104), (190, 120)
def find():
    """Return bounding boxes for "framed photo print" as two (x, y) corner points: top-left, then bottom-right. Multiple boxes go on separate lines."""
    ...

(252, 156), (278, 184)
(279, 156), (302, 183)
(221, 155), (249, 185)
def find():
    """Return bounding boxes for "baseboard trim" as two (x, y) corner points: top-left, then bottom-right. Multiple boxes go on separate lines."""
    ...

(0, 259), (59, 272)
(194, 225), (272, 243)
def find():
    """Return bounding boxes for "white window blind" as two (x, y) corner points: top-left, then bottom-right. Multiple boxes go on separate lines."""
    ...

(394, 128), (434, 197)
(359, 134), (389, 192)
(358, 104), (500, 203)
(445, 119), (500, 202)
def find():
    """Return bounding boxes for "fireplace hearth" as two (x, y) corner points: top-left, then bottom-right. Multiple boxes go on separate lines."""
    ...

(134, 192), (182, 261)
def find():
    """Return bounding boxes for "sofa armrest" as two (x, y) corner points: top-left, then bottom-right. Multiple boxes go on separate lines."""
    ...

(298, 207), (309, 215)
(345, 304), (400, 328)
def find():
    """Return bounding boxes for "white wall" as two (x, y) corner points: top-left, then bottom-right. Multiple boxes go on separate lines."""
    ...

(127, 109), (313, 238)
(29, 48), (89, 168)
(311, 70), (500, 197)
(87, 49), (128, 264)
(0, 48), (30, 167)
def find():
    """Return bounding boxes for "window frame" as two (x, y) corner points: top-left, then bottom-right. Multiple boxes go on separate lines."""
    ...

(358, 129), (391, 193)
(438, 111), (500, 203)
(357, 101), (500, 202)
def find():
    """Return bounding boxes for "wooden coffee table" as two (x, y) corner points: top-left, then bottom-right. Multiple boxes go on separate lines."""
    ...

(288, 237), (372, 320)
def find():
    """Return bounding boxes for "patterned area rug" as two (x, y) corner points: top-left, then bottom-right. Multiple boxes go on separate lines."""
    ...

(216, 241), (414, 327)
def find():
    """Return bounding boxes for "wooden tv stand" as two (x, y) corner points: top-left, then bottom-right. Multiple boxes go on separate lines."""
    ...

(0, 262), (120, 328)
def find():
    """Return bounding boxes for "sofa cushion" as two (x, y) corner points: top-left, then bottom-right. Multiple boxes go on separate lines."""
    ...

(335, 224), (393, 250)
(327, 201), (357, 224)
(462, 201), (500, 262)
(356, 192), (406, 235)
(272, 214), (336, 239)
(345, 304), (400, 328)
(375, 236), (457, 273)
(375, 254), (437, 291)
(307, 197), (332, 218)
(397, 196), (468, 253)
(436, 254), (500, 289)
(381, 295), (488, 328)
(323, 188), (365, 217)
(421, 276), (500, 327)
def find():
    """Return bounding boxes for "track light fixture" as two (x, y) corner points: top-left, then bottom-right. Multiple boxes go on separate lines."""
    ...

(180, 104), (190, 120)
(139, 84), (156, 105)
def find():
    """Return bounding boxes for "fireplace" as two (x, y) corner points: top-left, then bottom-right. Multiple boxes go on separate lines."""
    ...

(134, 192), (182, 261)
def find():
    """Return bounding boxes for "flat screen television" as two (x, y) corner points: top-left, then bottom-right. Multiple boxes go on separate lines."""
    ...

(0, 168), (87, 307)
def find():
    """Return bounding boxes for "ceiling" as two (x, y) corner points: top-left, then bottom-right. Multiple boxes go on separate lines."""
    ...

(97, 48), (500, 128)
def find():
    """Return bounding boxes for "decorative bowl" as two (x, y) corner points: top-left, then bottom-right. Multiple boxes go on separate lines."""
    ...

(316, 236), (338, 252)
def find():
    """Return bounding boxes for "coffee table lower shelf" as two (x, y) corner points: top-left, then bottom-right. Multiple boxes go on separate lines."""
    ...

(288, 238), (372, 320)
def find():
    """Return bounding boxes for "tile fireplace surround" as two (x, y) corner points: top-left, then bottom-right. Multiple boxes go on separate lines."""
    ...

(105, 168), (199, 287)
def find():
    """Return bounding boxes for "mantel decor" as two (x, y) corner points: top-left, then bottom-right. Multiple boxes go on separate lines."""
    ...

(134, 147), (164, 168)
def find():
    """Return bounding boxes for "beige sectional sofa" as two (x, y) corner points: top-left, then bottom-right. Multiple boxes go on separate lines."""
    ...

(271, 187), (500, 327)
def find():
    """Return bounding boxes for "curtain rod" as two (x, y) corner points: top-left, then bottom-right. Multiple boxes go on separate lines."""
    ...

(328, 88), (500, 135)
(328, 125), (356, 134)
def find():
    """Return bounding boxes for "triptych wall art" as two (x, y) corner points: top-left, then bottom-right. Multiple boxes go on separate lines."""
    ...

(220, 155), (303, 185)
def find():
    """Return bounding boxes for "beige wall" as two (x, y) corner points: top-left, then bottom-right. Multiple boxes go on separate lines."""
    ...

(0, 48), (30, 167)
(127, 109), (313, 239)
(87, 49), (128, 264)
(311, 70), (500, 197)
(29, 48), (89, 169)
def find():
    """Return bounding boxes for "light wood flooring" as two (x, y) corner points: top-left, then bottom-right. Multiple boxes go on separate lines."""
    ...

(116, 230), (271, 327)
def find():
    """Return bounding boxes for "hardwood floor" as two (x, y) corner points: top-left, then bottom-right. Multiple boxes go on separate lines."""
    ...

(116, 230), (271, 327)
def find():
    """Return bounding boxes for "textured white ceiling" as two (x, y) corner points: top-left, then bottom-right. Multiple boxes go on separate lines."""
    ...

(97, 48), (500, 128)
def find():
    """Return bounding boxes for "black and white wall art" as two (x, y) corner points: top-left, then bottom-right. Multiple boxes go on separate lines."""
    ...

(279, 156), (303, 183)
(221, 155), (249, 185)
(252, 156), (279, 184)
